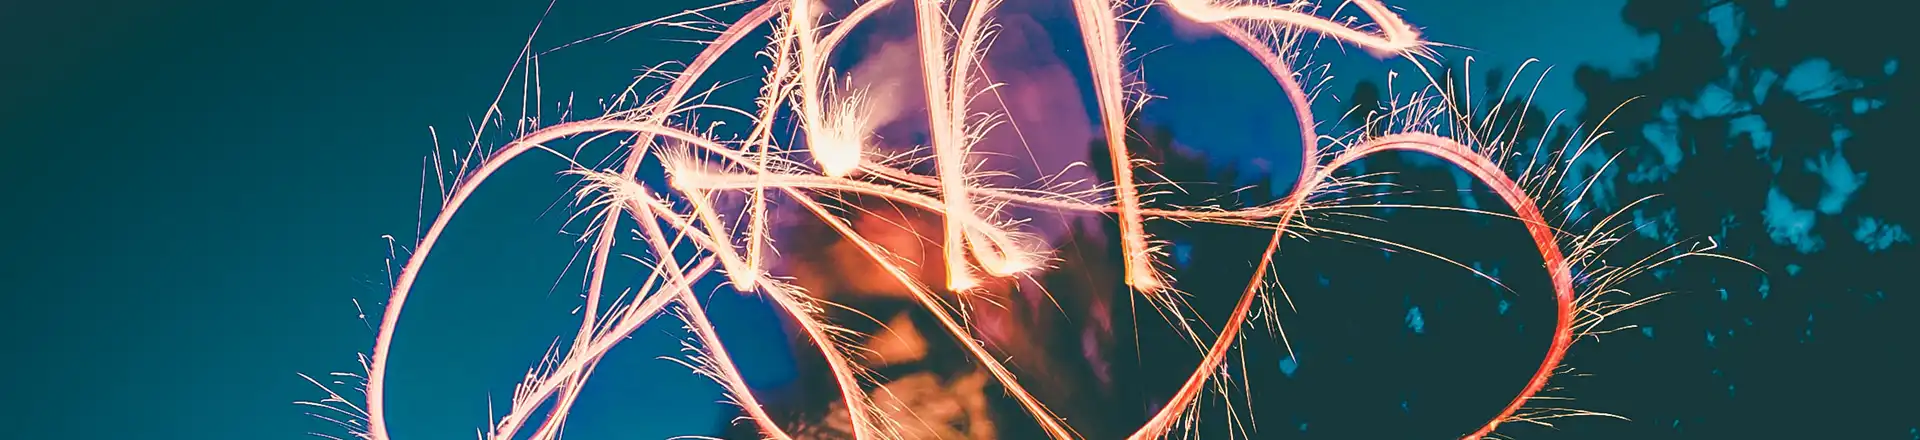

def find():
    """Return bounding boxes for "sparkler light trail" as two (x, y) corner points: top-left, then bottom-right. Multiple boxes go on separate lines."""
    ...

(305, 1), (1736, 439)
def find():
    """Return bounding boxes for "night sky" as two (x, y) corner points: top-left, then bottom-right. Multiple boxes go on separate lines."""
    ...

(4, 1), (1745, 439)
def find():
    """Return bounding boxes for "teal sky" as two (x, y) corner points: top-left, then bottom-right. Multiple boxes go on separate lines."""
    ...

(1, 1), (1640, 439)
(5, 1), (792, 438)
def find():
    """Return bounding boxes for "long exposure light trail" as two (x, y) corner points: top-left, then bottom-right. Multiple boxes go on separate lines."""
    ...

(309, 1), (1728, 439)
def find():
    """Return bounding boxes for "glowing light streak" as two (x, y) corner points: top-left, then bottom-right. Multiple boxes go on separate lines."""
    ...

(312, 1), (1725, 439)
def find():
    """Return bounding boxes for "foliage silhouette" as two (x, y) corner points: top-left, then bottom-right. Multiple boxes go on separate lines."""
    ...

(1567, 0), (1915, 437)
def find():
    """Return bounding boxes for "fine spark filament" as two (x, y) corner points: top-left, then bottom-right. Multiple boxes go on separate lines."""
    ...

(310, 1), (1723, 440)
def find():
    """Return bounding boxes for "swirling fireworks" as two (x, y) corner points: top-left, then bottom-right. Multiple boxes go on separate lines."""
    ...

(303, 1), (1734, 439)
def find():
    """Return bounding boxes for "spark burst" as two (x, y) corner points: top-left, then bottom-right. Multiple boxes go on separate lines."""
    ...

(303, 1), (1739, 439)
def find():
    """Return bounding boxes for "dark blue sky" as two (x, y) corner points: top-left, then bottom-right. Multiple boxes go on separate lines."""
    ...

(1, 1), (1641, 438)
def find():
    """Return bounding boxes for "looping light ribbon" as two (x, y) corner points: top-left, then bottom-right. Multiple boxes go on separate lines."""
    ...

(342, 2), (1607, 440)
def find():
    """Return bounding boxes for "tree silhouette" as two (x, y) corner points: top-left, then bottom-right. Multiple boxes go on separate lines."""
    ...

(1569, 0), (1916, 437)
